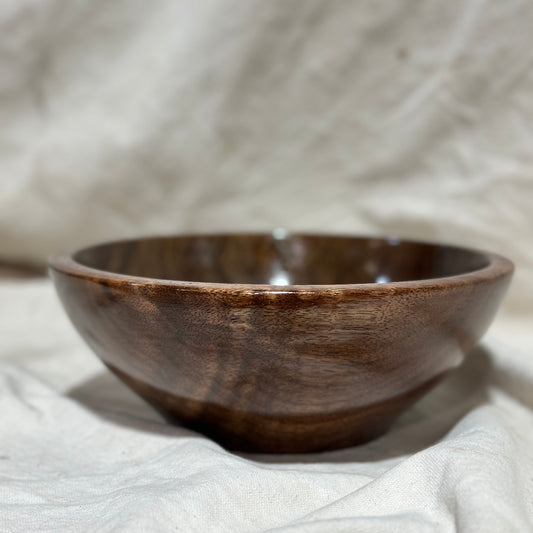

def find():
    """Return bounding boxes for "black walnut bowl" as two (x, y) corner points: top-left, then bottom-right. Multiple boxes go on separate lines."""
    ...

(49, 233), (513, 453)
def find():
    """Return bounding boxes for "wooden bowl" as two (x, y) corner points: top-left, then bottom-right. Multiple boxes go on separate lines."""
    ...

(49, 233), (513, 453)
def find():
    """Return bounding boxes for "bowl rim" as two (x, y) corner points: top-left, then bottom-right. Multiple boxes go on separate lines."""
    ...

(48, 232), (514, 294)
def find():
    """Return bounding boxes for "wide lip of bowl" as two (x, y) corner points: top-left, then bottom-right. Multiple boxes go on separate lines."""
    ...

(48, 232), (514, 294)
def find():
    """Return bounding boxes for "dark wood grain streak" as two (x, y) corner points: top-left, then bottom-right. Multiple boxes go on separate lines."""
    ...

(49, 234), (513, 453)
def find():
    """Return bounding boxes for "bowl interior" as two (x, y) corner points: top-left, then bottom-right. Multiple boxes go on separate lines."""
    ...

(73, 234), (490, 285)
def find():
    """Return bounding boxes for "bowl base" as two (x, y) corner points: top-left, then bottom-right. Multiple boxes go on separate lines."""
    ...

(108, 365), (446, 454)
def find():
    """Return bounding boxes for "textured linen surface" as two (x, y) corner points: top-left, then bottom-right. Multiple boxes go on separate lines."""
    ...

(1, 1), (533, 532)
(1, 280), (532, 533)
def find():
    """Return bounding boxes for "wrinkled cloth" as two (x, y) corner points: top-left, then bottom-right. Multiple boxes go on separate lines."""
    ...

(1, 280), (532, 533)
(1, 0), (533, 531)
(0, 0), (533, 314)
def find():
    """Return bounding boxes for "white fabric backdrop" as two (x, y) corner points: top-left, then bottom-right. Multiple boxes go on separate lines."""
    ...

(1, 0), (532, 312)
(1, 1), (532, 531)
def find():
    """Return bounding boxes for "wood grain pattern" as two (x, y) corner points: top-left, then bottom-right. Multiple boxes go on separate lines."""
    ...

(49, 234), (513, 453)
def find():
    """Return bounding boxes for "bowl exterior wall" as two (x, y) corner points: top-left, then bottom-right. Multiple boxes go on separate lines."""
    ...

(50, 266), (512, 452)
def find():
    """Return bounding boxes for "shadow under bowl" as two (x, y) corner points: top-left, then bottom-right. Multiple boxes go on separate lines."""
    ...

(49, 233), (513, 453)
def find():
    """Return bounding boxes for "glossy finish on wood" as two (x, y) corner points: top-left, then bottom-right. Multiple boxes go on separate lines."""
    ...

(49, 234), (513, 453)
